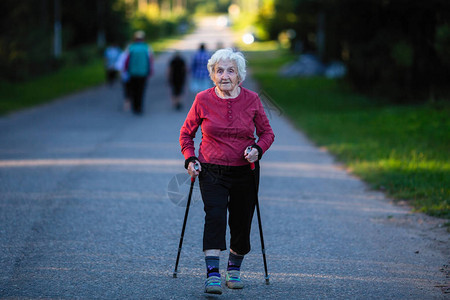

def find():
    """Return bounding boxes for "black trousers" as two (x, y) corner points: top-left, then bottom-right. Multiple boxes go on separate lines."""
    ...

(129, 76), (147, 114)
(106, 69), (117, 85)
(199, 162), (260, 255)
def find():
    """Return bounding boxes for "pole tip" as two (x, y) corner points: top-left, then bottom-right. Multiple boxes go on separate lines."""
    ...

(173, 272), (177, 278)
(265, 277), (270, 285)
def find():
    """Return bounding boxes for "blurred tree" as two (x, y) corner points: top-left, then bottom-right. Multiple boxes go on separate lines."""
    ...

(328, 0), (450, 101)
(54, 0), (62, 57)
(186, 0), (231, 14)
(257, 0), (450, 102)
(0, 0), (192, 82)
(0, 0), (53, 80)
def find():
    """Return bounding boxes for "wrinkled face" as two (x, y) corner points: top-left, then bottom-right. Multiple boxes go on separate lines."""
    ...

(212, 59), (240, 93)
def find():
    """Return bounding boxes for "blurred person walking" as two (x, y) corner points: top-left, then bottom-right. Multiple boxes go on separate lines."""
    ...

(180, 48), (275, 295)
(104, 43), (121, 86)
(115, 44), (132, 111)
(124, 31), (154, 115)
(168, 51), (187, 111)
(189, 43), (212, 93)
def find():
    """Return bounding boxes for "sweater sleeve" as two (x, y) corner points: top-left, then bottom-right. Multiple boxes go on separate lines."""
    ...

(180, 97), (202, 160)
(254, 96), (275, 155)
(124, 51), (130, 72)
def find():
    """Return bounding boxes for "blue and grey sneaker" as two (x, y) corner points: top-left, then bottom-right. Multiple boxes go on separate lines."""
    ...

(204, 275), (222, 294)
(226, 270), (244, 289)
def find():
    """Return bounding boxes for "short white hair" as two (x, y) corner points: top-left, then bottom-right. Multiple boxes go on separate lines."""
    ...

(207, 48), (246, 83)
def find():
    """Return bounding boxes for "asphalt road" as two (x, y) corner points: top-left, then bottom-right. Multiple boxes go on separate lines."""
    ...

(0, 17), (448, 299)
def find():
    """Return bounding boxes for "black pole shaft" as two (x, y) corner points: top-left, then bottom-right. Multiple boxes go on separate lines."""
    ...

(255, 197), (270, 284)
(173, 177), (195, 278)
(248, 159), (270, 285)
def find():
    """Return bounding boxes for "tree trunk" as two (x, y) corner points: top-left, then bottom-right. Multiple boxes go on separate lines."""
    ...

(53, 0), (62, 58)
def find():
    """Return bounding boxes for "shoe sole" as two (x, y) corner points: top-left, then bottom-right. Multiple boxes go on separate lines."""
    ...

(226, 282), (244, 289)
(205, 287), (223, 294)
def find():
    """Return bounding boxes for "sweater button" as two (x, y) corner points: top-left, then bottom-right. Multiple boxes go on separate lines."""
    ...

(229, 115), (232, 119)
(228, 110), (232, 113)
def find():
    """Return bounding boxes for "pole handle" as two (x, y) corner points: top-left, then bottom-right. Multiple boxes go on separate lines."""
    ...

(246, 146), (256, 170)
(191, 162), (199, 182)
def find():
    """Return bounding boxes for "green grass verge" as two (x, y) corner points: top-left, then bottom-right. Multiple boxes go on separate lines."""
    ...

(245, 46), (450, 218)
(0, 59), (105, 115)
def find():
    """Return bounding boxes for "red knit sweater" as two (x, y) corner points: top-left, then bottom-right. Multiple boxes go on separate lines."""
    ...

(180, 87), (275, 166)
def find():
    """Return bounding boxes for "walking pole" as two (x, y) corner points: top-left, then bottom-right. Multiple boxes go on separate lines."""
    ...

(246, 147), (270, 285)
(173, 163), (199, 278)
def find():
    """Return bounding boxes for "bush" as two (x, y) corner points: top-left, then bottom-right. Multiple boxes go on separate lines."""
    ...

(131, 14), (192, 41)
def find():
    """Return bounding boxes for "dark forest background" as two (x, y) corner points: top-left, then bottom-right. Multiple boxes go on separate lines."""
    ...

(1, 0), (449, 102)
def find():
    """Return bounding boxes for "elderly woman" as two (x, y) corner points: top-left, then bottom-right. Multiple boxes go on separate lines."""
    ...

(179, 48), (275, 294)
